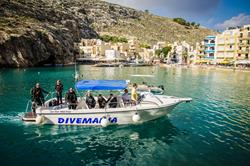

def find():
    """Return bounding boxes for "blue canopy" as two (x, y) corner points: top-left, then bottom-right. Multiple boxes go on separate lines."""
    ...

(75, 80), (128, 91)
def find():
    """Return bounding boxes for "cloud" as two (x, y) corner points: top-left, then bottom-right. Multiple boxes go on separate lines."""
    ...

(104, 0), (220, 15)
(215, 13), (250, 29)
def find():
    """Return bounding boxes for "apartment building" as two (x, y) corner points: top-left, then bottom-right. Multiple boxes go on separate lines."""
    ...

(238, 24), (250, 60)
(204, 36), (216, 60)
(215, 28), (239, 63)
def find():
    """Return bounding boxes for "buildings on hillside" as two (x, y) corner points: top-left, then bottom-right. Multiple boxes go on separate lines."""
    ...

(78, 38), (149, 62)
(194, 24), (250, 66)
(77, 24), (249, 66)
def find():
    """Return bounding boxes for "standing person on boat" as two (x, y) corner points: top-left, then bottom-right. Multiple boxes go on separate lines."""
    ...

(31, 83), (49, 106)
(85, 91), (96, 109)
(131, 83), (138, 105)
(55, 80), (63, 105)
(107, 93), (118, 108)
(65, 88), (77, 109)
(122, 89), (130, 104)
(97, 94), (106, 109)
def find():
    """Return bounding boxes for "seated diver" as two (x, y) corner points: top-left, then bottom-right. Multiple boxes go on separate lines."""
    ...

(107, 93), (117, 108)
(65, 88), (77, 109)
(97, 94), (106, 109)
(85, 91), (96, 109)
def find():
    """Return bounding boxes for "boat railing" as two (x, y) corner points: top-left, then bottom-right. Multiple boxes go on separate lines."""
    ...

(25, 100), (32, 112)
(139, 100), (160, 106)
(44, 92), (56, 100)
(105, 101), (119, 109)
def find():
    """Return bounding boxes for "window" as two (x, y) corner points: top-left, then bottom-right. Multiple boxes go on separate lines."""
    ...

(238, 54), (241, 57)
(239, 47), (242, 50)
(240, 33), (243, 37)
(230, 45), (232, 49)
(246, 54), (248, 59)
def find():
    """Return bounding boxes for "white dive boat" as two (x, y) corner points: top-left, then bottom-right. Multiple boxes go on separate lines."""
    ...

(22, 80), (192, 126)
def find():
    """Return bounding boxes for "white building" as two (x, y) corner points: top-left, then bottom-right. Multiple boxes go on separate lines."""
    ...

(105, 50), (120, 60)
(170, 41), (192, 64)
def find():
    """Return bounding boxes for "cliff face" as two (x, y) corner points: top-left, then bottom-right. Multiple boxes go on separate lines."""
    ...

(81, 0), (216, 45)
(0, 0), (216, 67)
(0, 0), (98, 67)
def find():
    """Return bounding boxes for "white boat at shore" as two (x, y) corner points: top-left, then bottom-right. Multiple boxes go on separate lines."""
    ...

(22, 80), (192, 126)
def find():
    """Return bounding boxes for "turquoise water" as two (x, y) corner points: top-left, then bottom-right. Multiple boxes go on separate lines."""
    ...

(0, 66), (250, 166)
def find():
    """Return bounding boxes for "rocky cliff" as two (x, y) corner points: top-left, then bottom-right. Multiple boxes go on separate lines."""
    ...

(0, 0), (216, 67)
(0, 0), (98, 67)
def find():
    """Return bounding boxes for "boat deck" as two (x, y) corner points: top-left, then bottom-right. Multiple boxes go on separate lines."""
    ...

(22, 112), (36, 122)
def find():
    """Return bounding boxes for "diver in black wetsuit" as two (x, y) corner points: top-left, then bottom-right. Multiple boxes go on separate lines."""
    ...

(65, 88), (77, 109)
(55, 80), (63, 104)
(30, 83), (49, 106)
(97, 94), (106, 108)
(85, 91), (96, 109)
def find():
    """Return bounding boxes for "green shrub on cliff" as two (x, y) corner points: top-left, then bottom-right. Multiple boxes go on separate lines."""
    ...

(139, 43), (151, 49)
(173, 18), (200, 28)
(162, 46), (172, 57)
(100, 35), (128, 43)
(155, 46), (172, 58)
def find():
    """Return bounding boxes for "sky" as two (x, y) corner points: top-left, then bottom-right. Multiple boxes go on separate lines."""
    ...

(104, 0), (250, 30)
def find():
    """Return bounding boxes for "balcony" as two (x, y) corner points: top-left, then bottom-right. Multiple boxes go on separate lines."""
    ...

(238, 42), (250, 46)
(205, 50), (215, 54)
(205, 43), (215, 47)
(225, 50), (235, 52)
(238, 36), (250, 40)
(237, 49), (250, 53)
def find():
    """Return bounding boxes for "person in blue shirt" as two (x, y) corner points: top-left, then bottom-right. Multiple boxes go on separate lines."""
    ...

(122, 89), (130, 104)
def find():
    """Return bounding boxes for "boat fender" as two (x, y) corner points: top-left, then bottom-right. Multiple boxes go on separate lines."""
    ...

(101, 117), (109, 127)
(132, 113), (141, 122)
(35, 115), (44, 124)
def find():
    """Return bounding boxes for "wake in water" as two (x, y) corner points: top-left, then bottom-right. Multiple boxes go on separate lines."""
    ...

(0, 112), (24, 124)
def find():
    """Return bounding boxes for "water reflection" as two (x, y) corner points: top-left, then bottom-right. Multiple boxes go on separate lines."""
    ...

(19, 117), (179, 165)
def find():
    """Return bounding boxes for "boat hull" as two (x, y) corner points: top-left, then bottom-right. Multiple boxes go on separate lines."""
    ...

(35, 104), (177, 126)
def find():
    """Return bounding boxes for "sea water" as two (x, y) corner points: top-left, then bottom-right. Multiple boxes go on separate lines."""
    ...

(0, 66), (249, 166)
